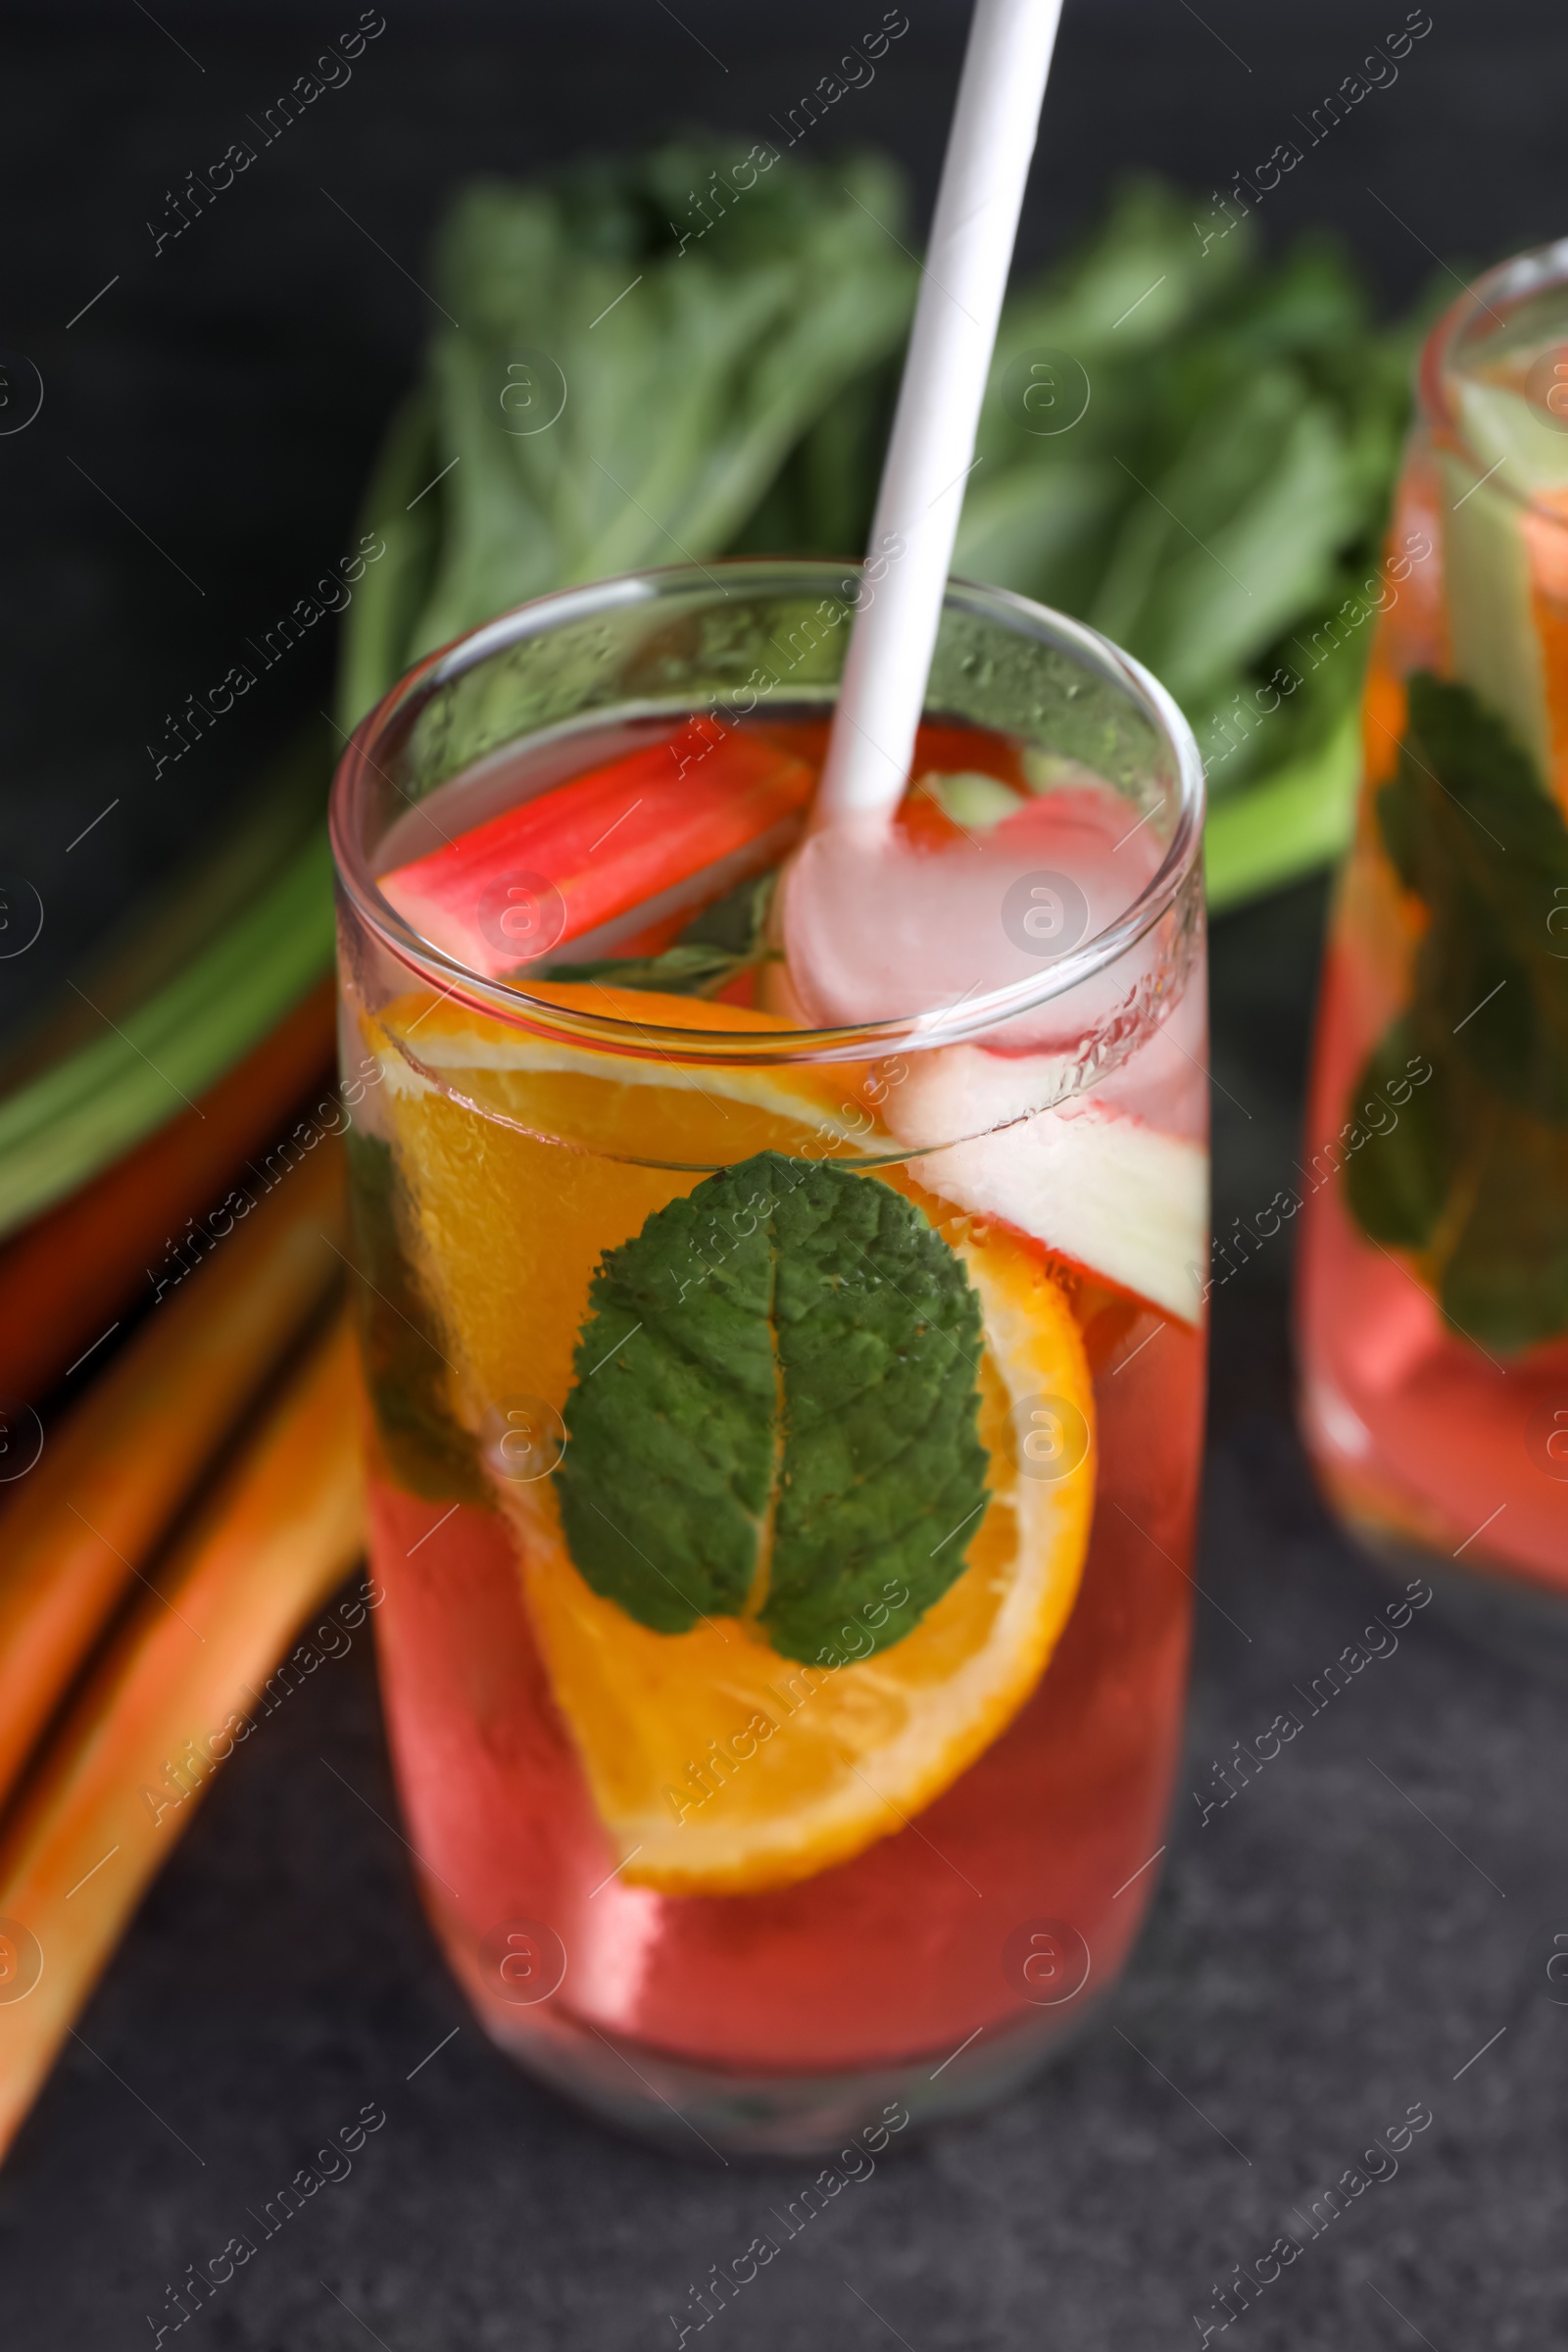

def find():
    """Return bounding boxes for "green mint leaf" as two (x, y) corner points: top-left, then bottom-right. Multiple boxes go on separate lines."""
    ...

(1343, 1018), (1451, 1250)
(546, 875), (778, 1000)
(1347, 674), (1568, 1349)
(556, 1151), (990, 1662)
(544, 942), (749, 999)
(1439, 1091), (1568, 1351)
(1381, 674), (1568, 1119)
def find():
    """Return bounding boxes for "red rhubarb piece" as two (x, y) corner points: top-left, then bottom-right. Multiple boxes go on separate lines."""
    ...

(379, 719), (814, 978)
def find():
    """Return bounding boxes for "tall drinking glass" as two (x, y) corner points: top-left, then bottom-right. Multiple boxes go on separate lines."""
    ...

(1298, 245), (1568, 1636)
(330, 560), (1208, 2153)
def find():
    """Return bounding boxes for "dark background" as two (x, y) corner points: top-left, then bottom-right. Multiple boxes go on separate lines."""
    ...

(3, 4), (1567, 2345)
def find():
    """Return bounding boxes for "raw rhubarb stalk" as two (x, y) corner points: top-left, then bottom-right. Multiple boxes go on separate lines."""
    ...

(0, 1317), (364, 2164)
(0, 975), (337, 1405)
(0, 1139), (343, 1810)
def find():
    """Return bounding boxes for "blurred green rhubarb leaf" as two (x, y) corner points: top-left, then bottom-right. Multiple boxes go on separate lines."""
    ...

(339, 141), (917, 719)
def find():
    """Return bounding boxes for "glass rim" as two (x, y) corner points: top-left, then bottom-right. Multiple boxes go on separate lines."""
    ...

(328, 558), (1206, 1066)
(1421, 234), (1568, 515)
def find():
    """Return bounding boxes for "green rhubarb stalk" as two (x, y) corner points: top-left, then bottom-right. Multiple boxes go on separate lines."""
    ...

(0, 828), (334, 1241)
(1203, 706), (1361, 913)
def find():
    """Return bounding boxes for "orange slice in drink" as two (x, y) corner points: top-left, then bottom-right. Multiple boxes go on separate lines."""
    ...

(507, 1215), (1094, 1892)
(366, 981), (1095, 1892)
(363, 982), (878, 1420)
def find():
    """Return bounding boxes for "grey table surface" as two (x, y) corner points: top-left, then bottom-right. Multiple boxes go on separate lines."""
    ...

(2, 4), (1566, 2343)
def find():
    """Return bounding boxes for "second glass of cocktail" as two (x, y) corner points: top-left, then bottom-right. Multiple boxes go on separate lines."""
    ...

(330, 561), (1207, 2153)
(1297, 241), (1568, 1642)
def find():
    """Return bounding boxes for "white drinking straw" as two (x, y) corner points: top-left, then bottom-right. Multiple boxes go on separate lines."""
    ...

(812, 0), (1066, 827)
